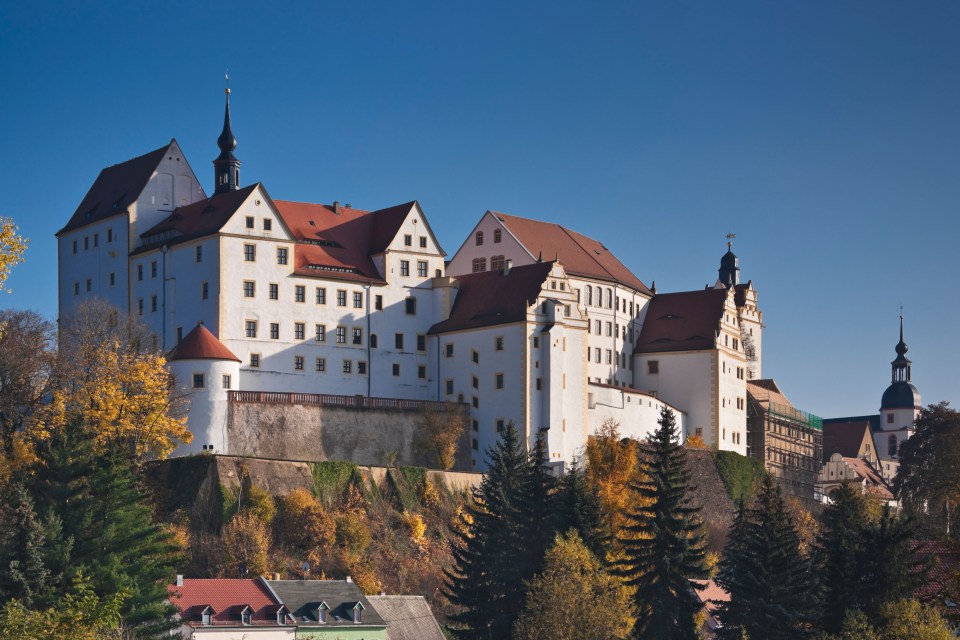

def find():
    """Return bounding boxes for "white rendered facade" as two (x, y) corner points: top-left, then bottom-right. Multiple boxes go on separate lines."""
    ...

(588, 383), (688, 443)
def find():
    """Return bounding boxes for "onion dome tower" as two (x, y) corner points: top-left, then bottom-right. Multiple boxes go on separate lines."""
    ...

(718, 240), (739, 288)
(213, 79), (240, 194)
(879, 315), (921, 458)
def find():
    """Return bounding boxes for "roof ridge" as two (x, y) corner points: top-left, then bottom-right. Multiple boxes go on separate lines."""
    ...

(556, 224), (620, 283)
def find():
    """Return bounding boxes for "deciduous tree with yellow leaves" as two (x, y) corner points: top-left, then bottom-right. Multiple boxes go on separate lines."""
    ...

(0, 217), (27, 294)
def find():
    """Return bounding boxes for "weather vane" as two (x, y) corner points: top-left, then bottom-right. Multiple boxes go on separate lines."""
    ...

(726, 232), (736, 249)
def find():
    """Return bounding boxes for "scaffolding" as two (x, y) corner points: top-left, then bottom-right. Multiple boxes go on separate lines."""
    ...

(748, 399), (824, 502)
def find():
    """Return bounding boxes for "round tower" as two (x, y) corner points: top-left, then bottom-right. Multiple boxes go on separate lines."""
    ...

(879, 315), (920, 458)
(168, 323), (241, 455)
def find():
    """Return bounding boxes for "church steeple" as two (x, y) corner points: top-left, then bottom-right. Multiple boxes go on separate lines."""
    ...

(891, 314), (912, 383)
(718, 234), (739, 288)
(213, 77), (240, 195)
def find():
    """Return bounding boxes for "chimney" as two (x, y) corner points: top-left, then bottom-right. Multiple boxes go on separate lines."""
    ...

(272, 572), (281, 581)
(333, 201), (341, 214)
(345, 575), (353, 583)
(504, 259), (512, 276)
(176, 575), (184, 587)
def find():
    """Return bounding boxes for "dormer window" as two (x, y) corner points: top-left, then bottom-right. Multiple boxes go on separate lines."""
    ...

(240, 605), (253, 625)
(353, 602), (365, 623)
(200, 606), (214, 626)
(276, 605), (288, 625)
(317, 602), (329, 624)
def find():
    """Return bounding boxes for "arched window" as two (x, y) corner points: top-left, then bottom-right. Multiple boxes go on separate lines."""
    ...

(606, 288), (613, 309)
(586, 285), (592, 306)
(475, 231), (484, 246)
(888, 434), (898, 457)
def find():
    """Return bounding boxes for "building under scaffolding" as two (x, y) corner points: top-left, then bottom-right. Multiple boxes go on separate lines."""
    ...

(746, 379), (823, 502)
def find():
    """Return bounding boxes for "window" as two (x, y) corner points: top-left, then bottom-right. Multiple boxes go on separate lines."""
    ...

(419, 236), (427, 248)
(472, 258), (486, 272)
(472, 350), (479, 364)
(137, 264), (143, 281)
(472, 396), (479, 408)
(475, 231), (484, 246)
(533, 336), (539, 348)
(536, 377), (542, 390)
(352, 327), (363, 345)
(222, 374), (232, 389)
(358, 361), (367, 375)
(494, 336), (504, 351)
(392, 363), (400, 376)
(242, 609), (252, 625)
(445, 343), (454, 357)
(244, 244), (255, 261)
(202, 609), (212, 626)
(495, 373), (504, 389)
(594, 348), (601, 363)
(417, 334), (426, 351)
(93, 233), (99, 248)
(370, 334), (378, 348)
(192, 373), (205, 388)
(336, 327), (346, 344)
(294, 355), (304, 370)
(400, 260), (410, 276)
(315, 324), (326, 341)
(418, 365), (426, 379)
(343, 360), (352, 374)
(375, 295), (383, 310)
(295, 285), (305, 302)
(491, 255), (505, 271)
(594, 320), (601, 335)
(109, 272), (115, 286)
(472, 420), (479, 432)
(888, 434), (898, 457)
(353, 292), (363, 308)
(606, 322), (612, 337)
(395, 333), (404, 349)
(137, 298), (143, 313)
(277, 247), (288, 265)
(497, 419), (505, 432)
(605, 350), (612, 364)
(887, 413), (894, 424)
(151, 261), (158, 278)
(494, 228), (502, 243)
(417, 260), (428, 277)
(337, 290), (347, 306)
(72, 240), (77, 254)
(269, 283), (279, 300)
(201, 281), (209, 299)
(270, 323), (280, 340)
(316, 358), (326, 372)
(250, 353), (260, 367)
(472, 438), (478, 451)
(648, 360), (659, 374)
(316, 287), (326, 304)
(243, 281), (255, 297)
(404, 234), (412, 246)
(472, 376), (479, 389)
(405, 297), (417, 315)
(263, 218), (272, 231)
(196, 245), (202, 262)
(245, 216), (255, 229)
(445, 380), (454, 395)
(295, 322), (305, 340)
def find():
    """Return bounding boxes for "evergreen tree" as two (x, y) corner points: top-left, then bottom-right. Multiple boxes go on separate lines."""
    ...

(617, 406), (708, 640)
(714, 475), (818, 640)
(0, 482), (52, 607)
(815, 483), (870, 634)
(858, 507), (926, 621)
(553, 459), (607, 561)
(443, 423), (555, 640)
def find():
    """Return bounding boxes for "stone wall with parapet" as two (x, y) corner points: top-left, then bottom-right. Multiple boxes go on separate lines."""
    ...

(225, 391), (473, 471)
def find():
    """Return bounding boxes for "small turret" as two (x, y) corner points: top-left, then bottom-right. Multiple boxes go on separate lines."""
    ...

(718, 239), (739, 288)
(213, 77), (241, 195)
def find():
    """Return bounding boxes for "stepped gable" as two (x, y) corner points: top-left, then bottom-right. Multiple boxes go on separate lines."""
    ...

(634, 288), (729, 354)
(168, 324), (241, 362)
(492, 212), (652, 295)
(136, 184), (259, 252)
(274, 200), (418, 284)
(58, 142), (173, 235)
(266, 580), (386, 627)
(168, 578), (281, 626)
(428, 261), (554, 334)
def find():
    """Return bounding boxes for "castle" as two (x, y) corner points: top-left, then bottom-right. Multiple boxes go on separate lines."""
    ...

(56, 89), (763, 471)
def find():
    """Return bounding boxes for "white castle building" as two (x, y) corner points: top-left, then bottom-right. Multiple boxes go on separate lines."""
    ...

(56, 90), (764, 470)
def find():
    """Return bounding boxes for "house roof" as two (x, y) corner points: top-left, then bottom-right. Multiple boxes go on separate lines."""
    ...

(266, 580), (386, 627)
(135, 184), (259, 253)
(168, 324), (241, 362)
(167, 578), (283, 627)
(491, 212), (652, 295)
(634, 288), (729, 354)
(747, 379), (793, 408)
(912, 540), (960, 614)
(822, 421), (874, 462)
(428, 261), (554, 335)
(366, 595), (446, 640)
(841, 457), (893, 499)
(58, 142), (173, 236)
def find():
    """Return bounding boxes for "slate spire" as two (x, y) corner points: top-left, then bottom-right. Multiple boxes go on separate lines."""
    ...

(213, 76), (241, 194)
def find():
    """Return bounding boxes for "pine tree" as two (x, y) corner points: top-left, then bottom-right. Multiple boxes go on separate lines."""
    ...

(860, 506), (925, 621)
(714, 475), (817, 640)
(553, 459), (607, 561)
(617, 406), (708, 640)
(0, 481), (52, 607)
(815, 482), (870, 634)
(443, 422), (555, 640)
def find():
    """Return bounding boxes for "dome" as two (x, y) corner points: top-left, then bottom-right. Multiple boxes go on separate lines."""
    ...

(720, 249), (738, 270)
(880, 381), (921, 410)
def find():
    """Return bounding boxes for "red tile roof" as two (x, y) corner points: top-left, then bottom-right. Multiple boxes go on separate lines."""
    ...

(492, 212), (652, 295)
(169, 324), (241, 362)
(912, 541), (960, 613)
(135, 184), (259, 254)
(58, 142), (173, 236)
(841, 457), (893, 499)
(168, 578), (283, 627)
(429, 262), (553, 334)
(634, 288), (729, 354)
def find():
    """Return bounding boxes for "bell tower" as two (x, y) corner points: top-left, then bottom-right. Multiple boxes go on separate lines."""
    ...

(213, 77), (240, 195)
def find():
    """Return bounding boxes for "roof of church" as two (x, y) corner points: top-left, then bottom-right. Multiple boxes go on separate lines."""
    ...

(58, 142), (173, 236)
(136, 184), (259, 253)
(168, 324), (241, 362)
(634, 288), (729, 354)
(491, 212), (652, 295)
(822, 420), (874, 462)
(428, 262), (554, 335)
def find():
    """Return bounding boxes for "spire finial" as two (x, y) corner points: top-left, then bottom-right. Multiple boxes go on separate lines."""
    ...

(225, 70), (230, 95)
(726, 232), (736, 251)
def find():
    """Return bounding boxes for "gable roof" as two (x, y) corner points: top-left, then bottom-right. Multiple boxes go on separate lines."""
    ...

(265, 580), (385, 627)
(169, 324), (241, 362)
(167, 578), (282, 627)
(840, 457), (894, 499)
(747, 379), (793, 408)
(491, 212), (652, 295)
(912, 541), (960, 614)
(428, 261), (554, 335)
(634, 288), (729, 354)
(822, 421), (875, 462)
(135, 184), (259, 253)
(366, 595), (445, 640)
(58, 142), (173, 236)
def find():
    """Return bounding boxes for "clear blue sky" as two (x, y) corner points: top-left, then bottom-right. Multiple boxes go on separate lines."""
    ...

(1, 1), (958, 418)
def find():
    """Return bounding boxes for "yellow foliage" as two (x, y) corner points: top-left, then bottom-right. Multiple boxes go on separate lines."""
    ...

(275, 488), (336, 553)
(585, 420), (646, 546)
(0, 217), (27, 294)
(241, 485), (276, 526)
(223, 512), (271, 577)
(420, 477), (441, 509)
(403, 512), (426, 544)
(0, 435), (36, 484)
(685, 434), (708, 449)
(335, 512), (372, 558)
(41, 345), (189, 462)
(348, 563), (383, 595)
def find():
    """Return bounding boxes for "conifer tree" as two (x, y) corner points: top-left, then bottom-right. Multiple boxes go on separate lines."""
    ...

(443, 422), (555, 640)
(714, 474), (817, 640)
(815, 483), (870, 634)
(553, 459), (607, 560)
(0, 481), (52, 608)
(860, 506), (925, 620)
(617, 406), (708, 640)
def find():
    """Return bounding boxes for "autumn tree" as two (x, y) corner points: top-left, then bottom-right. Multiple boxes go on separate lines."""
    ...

(274, 488), (336, 566)
(223, 512), (271, 578)
(585, 419), (641, 546)
(817, 600), (954, 640)
(617, 406), (709, 640)
(513, 530), (634, 640)
(0, 574), (125, 640)
(0, 311), (54, 464)
(0, 217), (27, 293)
(412, 405), (467, 470)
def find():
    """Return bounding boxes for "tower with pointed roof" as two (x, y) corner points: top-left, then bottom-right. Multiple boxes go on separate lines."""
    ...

(213, 83), (241, 194)
(718, 240), (739, 288)
(879, 315), (921, 459)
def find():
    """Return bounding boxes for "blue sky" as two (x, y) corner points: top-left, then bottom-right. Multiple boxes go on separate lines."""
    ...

(1, 1), (958, 418)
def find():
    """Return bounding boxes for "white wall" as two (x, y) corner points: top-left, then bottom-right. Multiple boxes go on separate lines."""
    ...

(58, 216), (131, 320)
(171, 358), (239, 456)
(587, 383), (688, 444)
